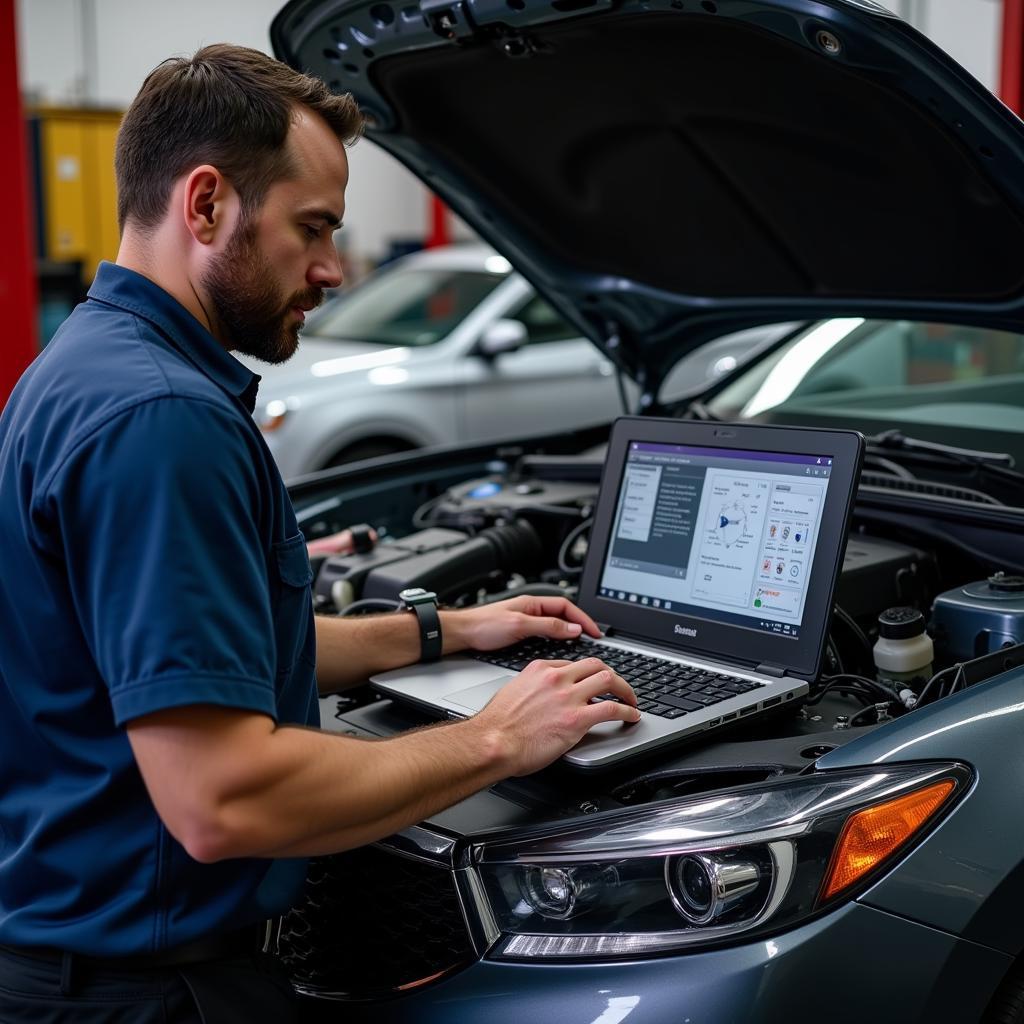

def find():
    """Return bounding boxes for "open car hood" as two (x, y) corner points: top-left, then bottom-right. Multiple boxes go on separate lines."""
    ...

(272, 0), (1024, 399)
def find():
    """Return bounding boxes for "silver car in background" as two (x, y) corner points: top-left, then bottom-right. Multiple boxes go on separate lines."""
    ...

(244, 244), (787, 478)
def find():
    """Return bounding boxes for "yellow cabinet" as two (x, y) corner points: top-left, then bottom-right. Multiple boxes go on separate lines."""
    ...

(35, 107), (122, 281)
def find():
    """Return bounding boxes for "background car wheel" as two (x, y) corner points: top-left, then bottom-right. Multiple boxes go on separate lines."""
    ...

(322, 438), (415, 469)
(985, 959), (1024, 1024)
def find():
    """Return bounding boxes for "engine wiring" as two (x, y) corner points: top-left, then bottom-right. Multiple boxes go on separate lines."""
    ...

(556, 518), (594, 577)
(915, 661), (968, 706)
(831, 604), (874, 670)
(338, 598), (402, 617)
(411, 492), (453, 529)
(809, 655), (979, 730)
(808, 673), (902, 707)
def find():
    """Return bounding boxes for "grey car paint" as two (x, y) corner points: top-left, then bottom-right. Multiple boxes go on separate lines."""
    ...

(327, 903), (1009, 1023)
(819, 664), (1024, 956)
(241, 246), (785, 479)
(243, 246), (618, 478)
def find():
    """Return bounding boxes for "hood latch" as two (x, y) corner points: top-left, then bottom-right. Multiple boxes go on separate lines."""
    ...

(421, 0), (477, 40)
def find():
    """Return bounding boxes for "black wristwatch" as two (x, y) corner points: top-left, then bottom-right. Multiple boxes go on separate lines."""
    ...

(398, 588), (442, 663)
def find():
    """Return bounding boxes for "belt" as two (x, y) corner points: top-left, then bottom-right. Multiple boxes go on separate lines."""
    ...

(0, 920), (277, 972)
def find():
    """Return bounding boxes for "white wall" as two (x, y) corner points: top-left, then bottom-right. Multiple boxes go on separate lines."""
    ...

(16, 0), (434, 264)
(898, 0), (1002, 93)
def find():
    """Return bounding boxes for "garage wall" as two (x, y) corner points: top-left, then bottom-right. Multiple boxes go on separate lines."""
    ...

(15, 0), (434, 264)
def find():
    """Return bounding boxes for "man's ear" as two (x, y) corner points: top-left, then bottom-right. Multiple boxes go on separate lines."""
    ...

(181, 165), (237, 245)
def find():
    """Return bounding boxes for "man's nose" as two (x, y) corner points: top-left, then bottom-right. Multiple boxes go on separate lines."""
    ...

(310, 245), (343, 290)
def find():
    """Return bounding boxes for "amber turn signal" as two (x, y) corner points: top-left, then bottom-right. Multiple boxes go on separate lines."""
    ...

(820, 779), (955, 901)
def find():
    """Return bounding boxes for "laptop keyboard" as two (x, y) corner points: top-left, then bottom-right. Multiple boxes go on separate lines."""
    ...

(475, 638), (763, 720)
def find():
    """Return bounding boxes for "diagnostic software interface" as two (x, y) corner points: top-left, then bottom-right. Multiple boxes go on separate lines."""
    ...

(598, 442), (833, 639)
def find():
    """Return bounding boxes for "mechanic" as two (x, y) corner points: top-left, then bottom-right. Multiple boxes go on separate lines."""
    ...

(0, 45), (639, 1023)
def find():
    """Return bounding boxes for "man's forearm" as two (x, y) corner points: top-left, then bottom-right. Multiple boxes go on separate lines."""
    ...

(128, 617), (637, 863)
(170, 711), (509, 861)
(314, 609), (471, 693)
(256, 719), (506, 857)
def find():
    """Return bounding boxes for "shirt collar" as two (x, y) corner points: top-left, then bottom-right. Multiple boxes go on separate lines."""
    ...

(87, 261), (262, 413)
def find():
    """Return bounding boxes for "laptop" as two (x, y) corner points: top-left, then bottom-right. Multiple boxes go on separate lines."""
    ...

(371, 417), (865, 768)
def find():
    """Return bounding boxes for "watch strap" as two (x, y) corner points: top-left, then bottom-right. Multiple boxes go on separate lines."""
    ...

(411, 600), (442, 662)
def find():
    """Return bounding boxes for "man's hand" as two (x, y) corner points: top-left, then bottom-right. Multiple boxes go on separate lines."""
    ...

(306, 526), (377, 559)
(445, 595), (602, 653)
(472, 658), (640, 776)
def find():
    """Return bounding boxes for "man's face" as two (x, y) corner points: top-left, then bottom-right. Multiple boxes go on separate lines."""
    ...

(202, 108), (348, 364)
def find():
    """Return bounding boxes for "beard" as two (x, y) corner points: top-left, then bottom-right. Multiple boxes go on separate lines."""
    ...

(201, 218), (322, 365)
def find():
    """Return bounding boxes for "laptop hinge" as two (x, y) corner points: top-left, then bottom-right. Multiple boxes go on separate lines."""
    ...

(756, 662), (789, 678)
(602, 628), (764, 673)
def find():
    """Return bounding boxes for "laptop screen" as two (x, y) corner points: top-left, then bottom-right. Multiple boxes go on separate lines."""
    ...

(597, 441), (834, 640)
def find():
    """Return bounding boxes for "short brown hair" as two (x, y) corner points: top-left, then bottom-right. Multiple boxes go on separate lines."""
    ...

(115, 43), (363, 231)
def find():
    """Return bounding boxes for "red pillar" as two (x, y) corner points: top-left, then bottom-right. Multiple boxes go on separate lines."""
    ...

(0, 0), (38, 406)
(1001, 0), (1024, 113)
(425, 194), (451, 248)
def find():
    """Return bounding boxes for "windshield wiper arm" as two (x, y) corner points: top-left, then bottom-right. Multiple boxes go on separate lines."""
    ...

(869, 430), (1016, 469)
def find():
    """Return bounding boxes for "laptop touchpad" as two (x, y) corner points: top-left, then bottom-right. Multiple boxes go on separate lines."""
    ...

(444, 676), (512, 713)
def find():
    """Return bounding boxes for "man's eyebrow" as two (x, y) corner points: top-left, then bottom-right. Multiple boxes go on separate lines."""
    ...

(300, 209), (344, 229)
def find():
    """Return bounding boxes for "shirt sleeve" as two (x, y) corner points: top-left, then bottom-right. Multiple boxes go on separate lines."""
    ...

(42, 396), (280, 725)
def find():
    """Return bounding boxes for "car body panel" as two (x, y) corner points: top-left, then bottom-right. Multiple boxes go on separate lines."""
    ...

(267, 0), (1024, 1017)
(248, 247), (768, 476)
(818, 664), (1024, 956)
(312, 901), (1009, 1024)
(273, 0), (1024, 398)
(458, 336), (621, 440)
(247, 254), (603, 476)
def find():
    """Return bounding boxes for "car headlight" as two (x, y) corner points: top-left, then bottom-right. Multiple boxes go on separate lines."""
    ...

(259, 398), (292, 433)
(469, 763), (969, 960)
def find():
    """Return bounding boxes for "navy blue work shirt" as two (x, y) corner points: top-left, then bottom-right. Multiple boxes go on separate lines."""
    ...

(0, 261), (319, 955)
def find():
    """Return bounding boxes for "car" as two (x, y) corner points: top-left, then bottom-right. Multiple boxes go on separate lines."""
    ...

(242, 244), (784, 478)
(266, 0), (1024, 1020)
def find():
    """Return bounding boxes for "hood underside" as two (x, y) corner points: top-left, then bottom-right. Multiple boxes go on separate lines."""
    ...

(273, 0), (1024, 395)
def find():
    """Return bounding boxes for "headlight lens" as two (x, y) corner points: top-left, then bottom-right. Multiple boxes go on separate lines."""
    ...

(259, 398), (291, 433)
(471, 763), (969, 960)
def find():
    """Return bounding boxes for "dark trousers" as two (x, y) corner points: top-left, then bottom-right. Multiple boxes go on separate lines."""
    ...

(0, 946), (298, 1023)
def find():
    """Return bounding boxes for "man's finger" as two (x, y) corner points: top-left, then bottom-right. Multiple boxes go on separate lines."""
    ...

(523, 614), (584, 641)
(528, 597), (602, 638)
(579, 699), (642, 729)
(575, 671), (637, 707)
(553, 657), (613, 685)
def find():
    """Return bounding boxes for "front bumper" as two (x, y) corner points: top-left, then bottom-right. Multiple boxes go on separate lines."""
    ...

(298, 901), (1010, 1024)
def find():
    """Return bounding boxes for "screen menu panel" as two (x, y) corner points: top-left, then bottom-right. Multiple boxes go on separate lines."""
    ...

(598, 442), (834, 638)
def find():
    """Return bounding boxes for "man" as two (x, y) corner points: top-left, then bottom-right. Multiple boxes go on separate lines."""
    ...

(0, 44), (638, 1022)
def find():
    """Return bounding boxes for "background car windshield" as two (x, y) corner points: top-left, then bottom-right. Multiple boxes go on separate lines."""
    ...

(306, 266), (508, 346)
(709, 319), (1024, 437)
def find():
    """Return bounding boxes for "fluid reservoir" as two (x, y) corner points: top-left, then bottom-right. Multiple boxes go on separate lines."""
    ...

(873, 607), (934, 685)
(931, 572), (1024, 664)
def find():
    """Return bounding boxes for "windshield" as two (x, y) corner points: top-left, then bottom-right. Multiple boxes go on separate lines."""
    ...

(305, 264), (508, 346)
(708, 319), (1024, 487)
(711, 319), (1024, 426)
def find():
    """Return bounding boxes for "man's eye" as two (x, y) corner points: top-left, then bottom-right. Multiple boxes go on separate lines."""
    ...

(302, 224), (320, 240)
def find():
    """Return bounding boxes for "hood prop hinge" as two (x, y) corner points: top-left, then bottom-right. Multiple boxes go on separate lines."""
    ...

(605, 318), (658, 415)
(604, 320), (634, 415)
(421, 0), (478, 41)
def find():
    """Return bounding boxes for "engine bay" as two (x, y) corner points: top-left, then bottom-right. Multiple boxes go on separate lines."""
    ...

(283, 441), (1024, 1000)
(308, 445), (1024, 789)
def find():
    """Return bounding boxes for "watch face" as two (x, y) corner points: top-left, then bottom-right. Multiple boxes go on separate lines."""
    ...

(400, 588), (436, 604)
